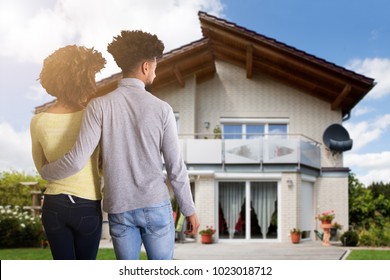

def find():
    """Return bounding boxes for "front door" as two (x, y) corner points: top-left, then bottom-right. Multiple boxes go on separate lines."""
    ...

(218, 181), (278, 240)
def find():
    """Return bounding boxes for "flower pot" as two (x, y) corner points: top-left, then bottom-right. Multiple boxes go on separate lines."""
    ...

(290, 232), (301, 244)
(320, 223), (333, 246)
(201, 234), (213, 244)
(330, 228), (338, 241)
(321, 220), (332, 225)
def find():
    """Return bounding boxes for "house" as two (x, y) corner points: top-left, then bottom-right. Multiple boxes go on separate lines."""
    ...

(35, 12), (375, 243)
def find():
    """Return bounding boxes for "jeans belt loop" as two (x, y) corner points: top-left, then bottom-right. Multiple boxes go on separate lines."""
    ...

(68, 195), (76, 204)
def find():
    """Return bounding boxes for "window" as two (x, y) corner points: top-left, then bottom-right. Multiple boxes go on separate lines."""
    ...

(221, 119), (288, 139)
(247, 125), (265, 139)
(218, 181), (278, 240)
(269, 124), (287, 135)
(174, 112), (179, 132)
(223, 125), (242, 139)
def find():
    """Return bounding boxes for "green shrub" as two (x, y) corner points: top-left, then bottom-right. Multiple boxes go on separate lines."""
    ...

(358, 219), (390, 247)
(0, 205), (43, 248)
(0, 171), (46, 207)
(340, 230), (359, 247)
(359, 229), (380, 246)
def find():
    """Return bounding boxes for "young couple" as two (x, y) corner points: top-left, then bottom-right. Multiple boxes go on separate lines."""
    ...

(31, 30), (199, 260)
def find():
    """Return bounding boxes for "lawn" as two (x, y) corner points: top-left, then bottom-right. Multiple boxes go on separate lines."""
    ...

(0, 248), (147, 260)
(1, 247), (389, 260)
(346, 249), (390, 260)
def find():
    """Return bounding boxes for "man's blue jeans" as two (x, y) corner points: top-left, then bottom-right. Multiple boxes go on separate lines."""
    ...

(108, 199), (175, 260)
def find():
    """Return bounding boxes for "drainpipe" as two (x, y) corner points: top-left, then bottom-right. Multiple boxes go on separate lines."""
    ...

(342, 110), (351, 122)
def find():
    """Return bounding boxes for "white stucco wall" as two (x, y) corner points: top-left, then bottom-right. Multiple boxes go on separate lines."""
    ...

(154, 77), (197, 138)
(195, 61), (343, 168)
(153, 60), (349, 243)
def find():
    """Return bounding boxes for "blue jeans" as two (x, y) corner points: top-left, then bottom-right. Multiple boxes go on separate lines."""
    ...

(108, 199), (175, 260)
(42, 194), (102, 260)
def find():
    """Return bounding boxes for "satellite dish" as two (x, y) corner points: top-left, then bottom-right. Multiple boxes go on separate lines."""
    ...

(322, 124), (353, 152)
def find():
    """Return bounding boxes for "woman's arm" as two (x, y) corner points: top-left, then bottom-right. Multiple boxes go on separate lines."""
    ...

(30, 117), (47, 175)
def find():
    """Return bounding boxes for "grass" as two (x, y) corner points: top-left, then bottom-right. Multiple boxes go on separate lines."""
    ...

(2, 247), (389, 260)
(346, 249), (390, 260)
(0, 248), (147, 260)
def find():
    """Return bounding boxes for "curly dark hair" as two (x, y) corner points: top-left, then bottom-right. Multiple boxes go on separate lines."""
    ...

(107, 30), (164, 74)
(39, 45), (106, 108)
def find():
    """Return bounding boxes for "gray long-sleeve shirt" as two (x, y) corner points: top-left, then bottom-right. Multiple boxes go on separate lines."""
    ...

(40, 78), (195, 216)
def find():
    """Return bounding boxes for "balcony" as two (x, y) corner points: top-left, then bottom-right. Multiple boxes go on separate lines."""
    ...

(177, 134), (321, 170)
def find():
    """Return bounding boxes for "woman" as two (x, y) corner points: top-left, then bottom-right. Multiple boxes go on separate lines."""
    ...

(30, 45), (106, 259)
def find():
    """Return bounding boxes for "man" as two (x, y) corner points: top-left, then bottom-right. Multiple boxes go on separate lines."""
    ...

(40, 30), (200, 260)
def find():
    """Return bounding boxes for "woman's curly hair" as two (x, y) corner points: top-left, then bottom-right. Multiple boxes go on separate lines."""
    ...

(107, 30), (164, 74)
(39, 45), (106, 108)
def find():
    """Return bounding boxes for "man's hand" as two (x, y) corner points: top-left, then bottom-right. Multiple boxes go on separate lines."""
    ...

(184, 213), (200, 235)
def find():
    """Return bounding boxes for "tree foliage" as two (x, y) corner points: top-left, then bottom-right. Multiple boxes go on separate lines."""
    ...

(369, 181), (390, 201)
(349, 173), (390, 229)
(0, 171), (46, 207)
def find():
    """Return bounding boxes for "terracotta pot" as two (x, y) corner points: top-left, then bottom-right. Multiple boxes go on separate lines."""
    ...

(290, 232), (301, 244)
(201, 234), (213, 244)
(321, 220), (332, 225)
(330, 228), (338, 241)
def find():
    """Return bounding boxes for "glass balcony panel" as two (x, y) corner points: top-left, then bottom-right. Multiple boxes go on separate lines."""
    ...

(262, 138), (299, 163)
(178, 135), (320, 169)
(186, 139), (222, 164)
(224, 139), (262, 163)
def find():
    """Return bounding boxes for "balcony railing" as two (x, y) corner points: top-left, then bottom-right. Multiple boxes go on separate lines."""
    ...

(177, 134), (321, 169)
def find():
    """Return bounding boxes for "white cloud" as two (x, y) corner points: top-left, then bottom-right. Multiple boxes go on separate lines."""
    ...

(0, 0), (224, 73)
(0, 122), (36, 174)
(344, 152), (390, 186)
(344, 114), (390, 186)
(346, 57), (390, 99)
(0, 0), (224, 173)
(353, 106), (373, 117)
(344, 114), (390, 151)
(25, 84), (54, 103)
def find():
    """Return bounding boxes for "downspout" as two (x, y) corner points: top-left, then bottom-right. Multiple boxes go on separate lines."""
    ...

(342, 110), (351, 122)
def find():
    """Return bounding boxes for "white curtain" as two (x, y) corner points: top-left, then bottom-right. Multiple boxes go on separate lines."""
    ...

(219, 181), (277, 239)
(251, 182), (277, 239)
(219, 182), (245, 239)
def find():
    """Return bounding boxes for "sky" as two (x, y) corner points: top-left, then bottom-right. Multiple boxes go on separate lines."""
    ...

(0, 0), (389, 186)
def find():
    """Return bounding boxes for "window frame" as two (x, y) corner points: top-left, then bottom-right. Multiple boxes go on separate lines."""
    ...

(221, 118), (289, 139)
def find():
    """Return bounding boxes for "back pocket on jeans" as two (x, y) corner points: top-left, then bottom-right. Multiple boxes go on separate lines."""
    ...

(76, 216), (101, 236)
(42, 209), (61, 232)
(145, 204), (172, 237)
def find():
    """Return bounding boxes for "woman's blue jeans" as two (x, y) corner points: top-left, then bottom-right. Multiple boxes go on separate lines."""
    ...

(108, 199), (175, 260)
(42, 194), (102, 260)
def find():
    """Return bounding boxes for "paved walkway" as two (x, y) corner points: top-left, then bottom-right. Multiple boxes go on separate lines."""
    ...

(99, 239), (348, 260)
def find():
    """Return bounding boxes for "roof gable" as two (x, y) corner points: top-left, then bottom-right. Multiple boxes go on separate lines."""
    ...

(36, 12), (375, 116)
(198, 12), (374, 116)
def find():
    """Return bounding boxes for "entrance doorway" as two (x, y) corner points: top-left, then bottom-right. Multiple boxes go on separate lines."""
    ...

(218, 181), (278, 240)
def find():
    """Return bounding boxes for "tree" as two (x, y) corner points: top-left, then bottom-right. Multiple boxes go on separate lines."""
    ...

(0, 170), (46, 207)
(369, 181), (390, 200)
(349, 173), (390, 229)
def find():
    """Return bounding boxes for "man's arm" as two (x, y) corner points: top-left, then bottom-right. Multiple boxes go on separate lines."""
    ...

(185, 213), (200, 236)
(161, 108), (197, 221)
(40, 101), (102, 181)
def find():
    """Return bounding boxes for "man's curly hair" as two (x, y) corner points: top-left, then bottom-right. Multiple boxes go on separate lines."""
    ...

(39, 45), (106, 108)
(107, 30), (164, 74)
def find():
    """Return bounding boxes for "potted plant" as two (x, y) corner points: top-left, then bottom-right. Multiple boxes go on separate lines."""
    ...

(171, 197), (179, 224)
(315, 210), (335, 224)
(330, 222), (342, 241)
(199, 226), (216, 244)
(213, 125), (221, 139)
(290, 228), (301, 244)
